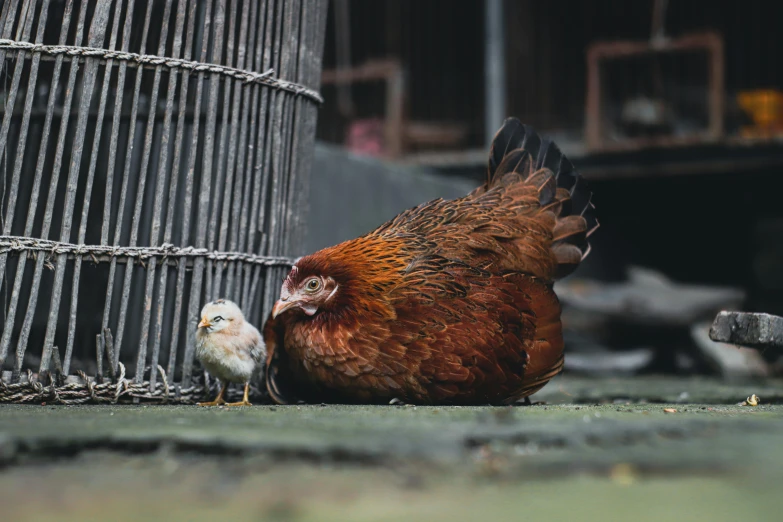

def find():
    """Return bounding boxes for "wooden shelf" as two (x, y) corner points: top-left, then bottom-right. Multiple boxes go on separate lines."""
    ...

(397, 136), (783, 181)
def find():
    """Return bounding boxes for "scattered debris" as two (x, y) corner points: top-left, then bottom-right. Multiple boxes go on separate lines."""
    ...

(709, 311), (783, 350)
(609, 463), (638, 486)
(744, 394), (760, 407)
(690, 322), (770, 380)
(663, 408), (678, 413)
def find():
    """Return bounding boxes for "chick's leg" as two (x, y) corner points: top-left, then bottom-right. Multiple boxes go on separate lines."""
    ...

(198, 381), (227, 406)
(226, 383), (252, 407)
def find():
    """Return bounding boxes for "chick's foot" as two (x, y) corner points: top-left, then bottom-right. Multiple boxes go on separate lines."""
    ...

(197, 397), (227, 407)
(225, 383), (252, 406)
(226, 400), (253, 407)
(198, 382), (227, 406)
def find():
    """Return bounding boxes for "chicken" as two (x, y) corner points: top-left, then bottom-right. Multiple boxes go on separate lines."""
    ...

(195, 299), (265, 406)
(264, 118), (598, 405)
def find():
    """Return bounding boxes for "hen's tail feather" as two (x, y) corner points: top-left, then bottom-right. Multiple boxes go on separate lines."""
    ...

(487, 118), (599, 279)
(525, 169), (557, 206)
(492, 149), (534, 185)
(553, 216), (588, 250)
(488, 117), (598, 233)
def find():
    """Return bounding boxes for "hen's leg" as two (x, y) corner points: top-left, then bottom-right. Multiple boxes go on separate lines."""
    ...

(198, 381), (227, 406)
(226, 383), (252, 407)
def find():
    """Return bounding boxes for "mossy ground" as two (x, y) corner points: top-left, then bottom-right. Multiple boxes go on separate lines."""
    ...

(2, 376), (782, 521)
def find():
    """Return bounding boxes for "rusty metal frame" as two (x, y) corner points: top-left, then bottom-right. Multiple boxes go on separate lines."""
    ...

(321, 58), (406, 157)
(585, 32), (725, 152)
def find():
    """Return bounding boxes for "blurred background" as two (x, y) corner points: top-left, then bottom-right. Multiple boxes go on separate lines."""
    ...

(306, 0), (783, 383)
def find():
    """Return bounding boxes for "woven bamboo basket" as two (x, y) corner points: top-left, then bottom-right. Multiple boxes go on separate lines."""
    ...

(0, 0), (327, 403)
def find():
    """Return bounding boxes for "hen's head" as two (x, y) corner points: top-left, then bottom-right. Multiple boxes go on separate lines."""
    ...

(271, 262), (340, 319)
(272, 237), (408, 321)
(198, 299), (245, 333)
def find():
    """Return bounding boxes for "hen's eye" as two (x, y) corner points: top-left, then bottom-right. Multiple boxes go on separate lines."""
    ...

(305, 278), (321, 292)
(213, 316), (223, 322)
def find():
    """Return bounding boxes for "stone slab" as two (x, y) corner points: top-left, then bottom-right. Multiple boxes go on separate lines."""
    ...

(709, 311), (783, 349)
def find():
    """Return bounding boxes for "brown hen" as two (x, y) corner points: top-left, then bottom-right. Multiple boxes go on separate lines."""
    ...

(264, 118), (598, 405)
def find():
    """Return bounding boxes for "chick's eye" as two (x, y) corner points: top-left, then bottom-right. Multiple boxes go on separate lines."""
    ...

(213, 316), (223, 322)
(305, 278), (321, 292)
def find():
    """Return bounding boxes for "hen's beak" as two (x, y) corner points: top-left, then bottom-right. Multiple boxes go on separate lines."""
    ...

(271, 299), (297, 319)
(198, 317), (212, 329)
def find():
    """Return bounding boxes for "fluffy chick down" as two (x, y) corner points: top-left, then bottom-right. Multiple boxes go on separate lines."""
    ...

(196, 299), (266, 385)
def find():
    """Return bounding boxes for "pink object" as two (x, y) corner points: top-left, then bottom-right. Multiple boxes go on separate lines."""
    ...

(345, 118), (386, 157)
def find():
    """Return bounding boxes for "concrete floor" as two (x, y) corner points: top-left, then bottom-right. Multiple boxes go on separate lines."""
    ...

(1, 375), (782, 521)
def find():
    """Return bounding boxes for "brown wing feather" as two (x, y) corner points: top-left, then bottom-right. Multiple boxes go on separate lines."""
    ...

(372, 173), (559, 281)
(277, 254), (564, 405)
(389, 258), (541, 404)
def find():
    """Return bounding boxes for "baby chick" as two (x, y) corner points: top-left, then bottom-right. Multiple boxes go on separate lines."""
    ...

(195, 299), (265, 406)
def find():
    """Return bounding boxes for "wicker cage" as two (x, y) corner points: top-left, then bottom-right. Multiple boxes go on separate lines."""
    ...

(0, 0), (327, 403)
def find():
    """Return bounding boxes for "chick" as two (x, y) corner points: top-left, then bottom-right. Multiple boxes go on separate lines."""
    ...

(195, 299), (265, 406)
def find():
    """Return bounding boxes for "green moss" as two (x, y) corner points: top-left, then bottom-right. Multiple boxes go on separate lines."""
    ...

(1, 376), (782, 520)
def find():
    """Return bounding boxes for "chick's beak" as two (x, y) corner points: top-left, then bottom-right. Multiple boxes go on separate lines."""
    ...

(271, 299), (297, 319)
(198, 317), (211, 329)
